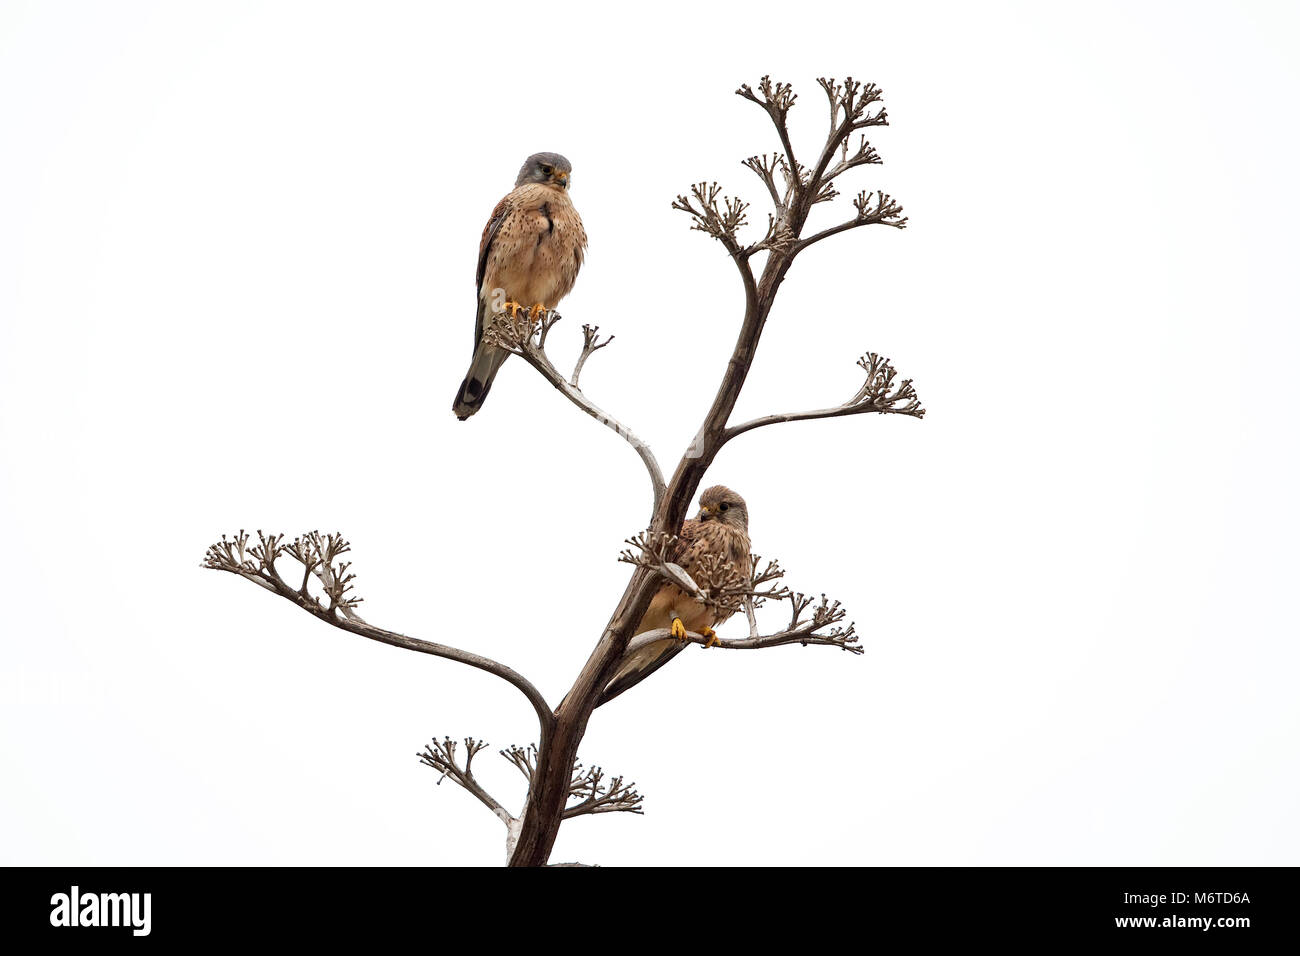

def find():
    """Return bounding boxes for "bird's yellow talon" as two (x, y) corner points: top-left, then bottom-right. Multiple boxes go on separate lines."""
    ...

(529, 303), (548, 321)
(504, 300), (524, 319)
(670, 618), (688, 642)
(701, 627), (720, 648)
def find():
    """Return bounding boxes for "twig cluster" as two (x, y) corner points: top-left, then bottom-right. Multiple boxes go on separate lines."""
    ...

(679, 74), (909, 260)
(481, 307), (562, 355)
(738, 76), (801, 197)
(672, 181), (751, 250)
(852, 190), (908, 228)
(501, 744), (644, 818)
(782, 592), (858, 649)
(817, 76), (887, 130)
(816, 76), (889, 198)
(565, 764), (644, 818)
(849, 352), (925, 416)
(418, 736), (512, 825)
(203, 529), (364, 619)
(742, 153), (796, 216)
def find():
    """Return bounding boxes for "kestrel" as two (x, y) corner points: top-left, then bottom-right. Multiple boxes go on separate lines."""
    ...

(452, 152), (587, 420)
(600, 486), (753, 704)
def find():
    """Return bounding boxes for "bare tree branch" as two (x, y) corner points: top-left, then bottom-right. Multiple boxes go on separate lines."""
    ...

(624, 591), (859, 656)
(824, 134), (882, 186)
(672, 180), (750, 258)
(799, 76), (890, 216)
(500, 744), (644, 819)
(725, 352), (925, 442)
(737, 76), (801, 197)
(817, 76), (888, 138)
(795, 191), (908, 252)
(485, 311), (666, 516)
(419, 737), (514, 827)
(742, 152), (787, 214)
(203, 531), (555, 747)
(500, 743), (539, 787)
(570, 323), (614, 388)
(563, 763), (644, 819)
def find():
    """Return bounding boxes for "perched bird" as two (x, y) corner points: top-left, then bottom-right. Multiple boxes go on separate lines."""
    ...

(452, 152), (587, 420)
(600, 486), (753, 705)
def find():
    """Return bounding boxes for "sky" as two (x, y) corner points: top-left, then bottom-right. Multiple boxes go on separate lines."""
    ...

(1, 0), (1297, 866)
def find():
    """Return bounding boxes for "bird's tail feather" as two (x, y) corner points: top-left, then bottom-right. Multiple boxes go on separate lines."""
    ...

(452, 343), (509, 420)
(594, 636), (685, 707)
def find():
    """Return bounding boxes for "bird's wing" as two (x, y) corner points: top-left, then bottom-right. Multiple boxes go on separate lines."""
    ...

(597, 521), (710, 706)
(473, 193), (513, 350)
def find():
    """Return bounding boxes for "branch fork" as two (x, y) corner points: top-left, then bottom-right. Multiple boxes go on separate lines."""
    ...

(419, 737), (644, 861)
(484, 309), (666, 514)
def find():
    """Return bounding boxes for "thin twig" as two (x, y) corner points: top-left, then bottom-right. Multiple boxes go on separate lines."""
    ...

(725, 352), (924, 442)
(570, 323), (615, 388)
(419, 737), (515, 827)
(484, 310), (667, 516)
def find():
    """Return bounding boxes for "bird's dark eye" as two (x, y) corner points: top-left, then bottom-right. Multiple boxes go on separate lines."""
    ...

(719, 503), (729, 512)
(540, 165), (552, 176)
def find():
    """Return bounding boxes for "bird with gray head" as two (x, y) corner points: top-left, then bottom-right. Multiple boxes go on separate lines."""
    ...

(599, 485), (753, 705)
(452, 151), (587, 420)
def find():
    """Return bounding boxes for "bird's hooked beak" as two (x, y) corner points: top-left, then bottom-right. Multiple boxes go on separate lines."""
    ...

(698, 505), (714, 522)
(554, 171), (569, 189)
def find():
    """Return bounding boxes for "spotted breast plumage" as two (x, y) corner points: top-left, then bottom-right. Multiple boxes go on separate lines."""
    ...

(452, 152), (587, 420)
(600, 486), (753, 705)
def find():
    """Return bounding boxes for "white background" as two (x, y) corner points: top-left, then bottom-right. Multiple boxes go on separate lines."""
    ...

(2, 0), (1296, 866)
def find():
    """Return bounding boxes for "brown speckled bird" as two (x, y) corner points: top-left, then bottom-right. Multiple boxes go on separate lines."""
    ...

(600, 486), (752, 704)
(452, 152), (587, 420)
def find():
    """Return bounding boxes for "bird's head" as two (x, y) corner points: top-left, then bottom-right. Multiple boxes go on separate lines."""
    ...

(516, 152), (572, 190)
(696, 485), (748, 531)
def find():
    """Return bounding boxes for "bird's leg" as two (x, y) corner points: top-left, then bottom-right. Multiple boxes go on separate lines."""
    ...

(528, 303), (548, 321)
(670, 617), (689, 642)
(700, 626), (720, 649)
(503, 300), (524, 319)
